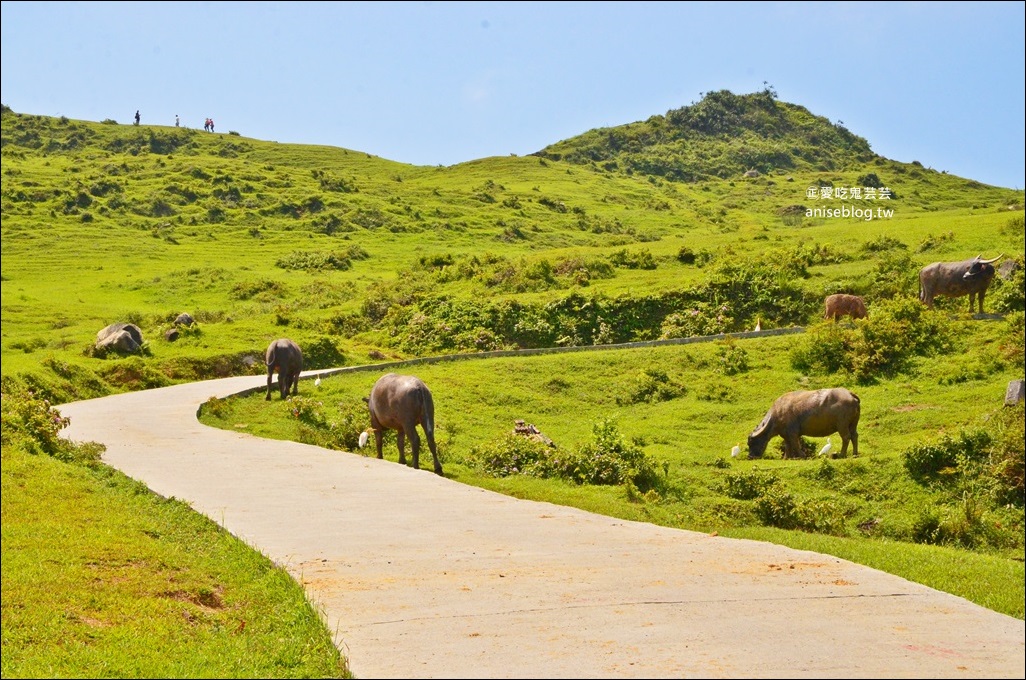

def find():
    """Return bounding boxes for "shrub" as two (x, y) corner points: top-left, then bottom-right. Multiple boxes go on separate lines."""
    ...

(753, 487), (847, 534)
(790, 321), (849, 375)
(323, 400), (373, 452)
(473, 417), (658, 491)
(714, 339), (749, 375)
(676, 246), (697, 264)
(474, 432), (560, 479)
(660, 303), (734, 339)
(275, 250), (354, 272)
(989, 255), (1025, 314)
(860, 235), (907, 254)
(988, 403), (1025, 507)
(1, 389), (101, 463)
(302, 336), (346, 369)
(902, 429), (991, 481)
(573, 418), (658, 490)
(722, 469), (778, 500)
(608, 248), (657, 270)
(754, 488), (801, 529)
(202, 395), (235, 421)
(790, 297), (953, 384)
(285, 395), (326, 427)
(998, 312), (1024, 364)
(616, 368), (686, 405)
(867, 250), (918, 299)
(856, 172), (885, 188)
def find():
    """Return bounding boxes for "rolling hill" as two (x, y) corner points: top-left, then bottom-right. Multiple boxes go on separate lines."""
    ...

(2, 91), (1022, 404)
(2, 92), (1024, 676)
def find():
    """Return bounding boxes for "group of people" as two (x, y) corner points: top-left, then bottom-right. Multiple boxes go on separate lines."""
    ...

(132, 111), (215, 132)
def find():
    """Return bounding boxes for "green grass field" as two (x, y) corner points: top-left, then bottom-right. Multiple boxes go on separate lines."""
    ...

(3, 93), (1023, 677)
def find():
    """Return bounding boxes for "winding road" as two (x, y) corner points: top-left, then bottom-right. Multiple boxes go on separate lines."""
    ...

(59, 369), (1025, 679)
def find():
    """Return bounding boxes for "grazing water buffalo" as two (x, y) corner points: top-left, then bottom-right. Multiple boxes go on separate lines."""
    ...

(265, 338), (303, 401)
(748, 387), (860, 459)
(364, 373), (442, 475)
(919, 254), (1001, 314)
(824, 293), (868, 321)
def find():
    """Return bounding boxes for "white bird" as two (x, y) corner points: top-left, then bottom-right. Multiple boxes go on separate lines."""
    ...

(731, 443), (741, 458)
(315, 376), (322, 388)
(818, 437), (833, 457)
(358, 431), (369, 449)
(754, 318), (762, 332)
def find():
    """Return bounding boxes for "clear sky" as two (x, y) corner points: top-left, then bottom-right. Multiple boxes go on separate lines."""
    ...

(2, 1), (1024, 189)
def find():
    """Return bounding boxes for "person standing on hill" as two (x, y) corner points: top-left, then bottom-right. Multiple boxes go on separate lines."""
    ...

(134, 110), (140, 126)
(175, 114), (180, 127)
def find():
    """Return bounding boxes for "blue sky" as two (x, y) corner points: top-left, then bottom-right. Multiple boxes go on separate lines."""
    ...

(2, 1), (1024, 189)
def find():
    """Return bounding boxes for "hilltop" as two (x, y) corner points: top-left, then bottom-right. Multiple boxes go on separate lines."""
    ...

(535, 88), (876, 180)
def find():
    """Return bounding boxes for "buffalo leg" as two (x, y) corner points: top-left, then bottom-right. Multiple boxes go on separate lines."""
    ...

(373, 428), (384, 460)
(397, 430), (407, 465)
(784, 431), (802, 459)
(426, 431), (442, 475)
(408, 428), (421, 470)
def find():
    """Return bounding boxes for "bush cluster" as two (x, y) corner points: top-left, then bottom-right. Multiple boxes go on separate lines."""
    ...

(1, 389), (102, 463)
(904, 411), (1024, 509)
(901, 414), (1024, 549)
(473, 418), (659, 491)
(790, 297), (953, 384)
(615, 368), (687, 405)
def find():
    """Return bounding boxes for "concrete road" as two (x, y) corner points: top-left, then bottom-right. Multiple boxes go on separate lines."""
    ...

(59, 372), (1025, 679)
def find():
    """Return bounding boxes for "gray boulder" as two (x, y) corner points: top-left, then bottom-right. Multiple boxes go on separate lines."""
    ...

(174, 312), (195, 327)
(997, 259), (1020, 281)
(96, 322), (143, 354)
(1005, 379), (1024, 406)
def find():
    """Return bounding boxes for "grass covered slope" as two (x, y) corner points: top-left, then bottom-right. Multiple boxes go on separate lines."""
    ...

(1, 96), (1022, 403)
(2, 88), (1024, 680)
(1, 393), (350, 678)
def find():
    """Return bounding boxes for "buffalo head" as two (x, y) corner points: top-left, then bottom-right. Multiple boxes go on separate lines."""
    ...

(962, 254), (1000, 280)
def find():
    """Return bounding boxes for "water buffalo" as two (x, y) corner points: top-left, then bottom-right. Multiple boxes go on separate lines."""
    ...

(747, 387), (860, 459)
(265, 338), (303, 401)
(919, 254), (1001, 314)
(824, 293), (868, 321)
(364, 373), (442, 475)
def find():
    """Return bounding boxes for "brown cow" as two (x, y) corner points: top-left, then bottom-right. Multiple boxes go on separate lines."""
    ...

(364, 373), (442, 475)
(824, 294), (868, 321)
(747, 388), (861, 459)
(265, 338), (303, 401)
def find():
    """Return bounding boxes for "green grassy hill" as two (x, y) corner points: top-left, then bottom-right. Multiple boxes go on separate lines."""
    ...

(535, 88), (877, 180)
(2, 92), (1024, 678)
(2, 94), (1022, 403)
